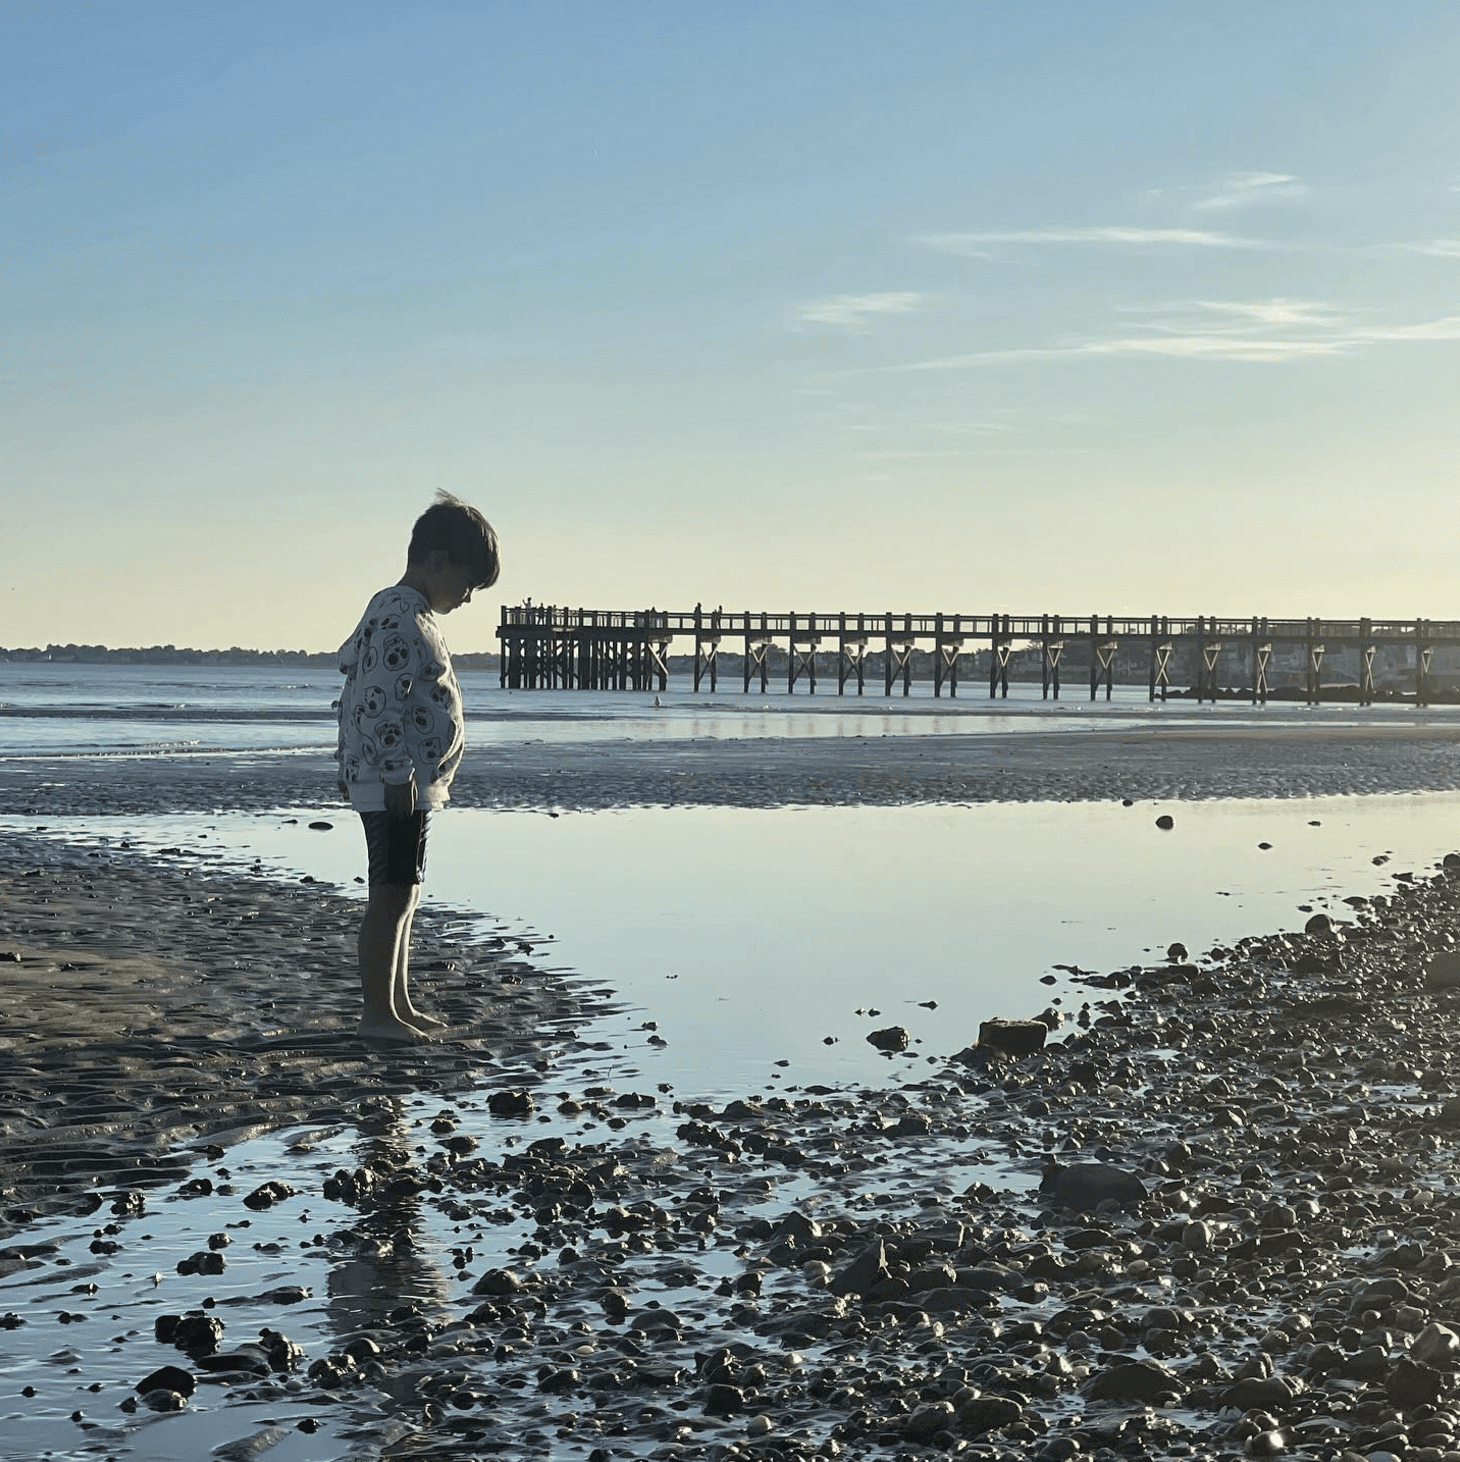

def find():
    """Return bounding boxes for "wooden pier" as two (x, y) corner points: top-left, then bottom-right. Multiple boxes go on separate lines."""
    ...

(497, 607), (1460, 706)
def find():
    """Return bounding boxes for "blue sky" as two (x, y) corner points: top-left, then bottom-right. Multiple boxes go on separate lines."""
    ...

(4, 2), (1458, 651)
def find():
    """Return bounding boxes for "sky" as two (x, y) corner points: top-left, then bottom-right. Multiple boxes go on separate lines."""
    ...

(4, 2), (1459, 653)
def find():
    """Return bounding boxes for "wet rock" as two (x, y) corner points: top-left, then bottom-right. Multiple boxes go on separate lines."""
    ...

(136, 1364), (195, 1398)
(307, 1354), (358, 1389)
(197, 1347), (270, 1376)
(957, 1393), (1025, 1434)
(1156, 814), (1175, 830)
(242, 1181), (296, 1211)
(176, 1249), (226, 1276)
(1303, 912), (1332, 935)
(1167, 942), (1188, 960)
(977, 1017), (1048, 1058)
(260, 1329), (304, 1371)
(1412, 1322), (1460, 1370)
(867, 1025), (910, 1052)
(157, 1311), (224, 1356)
(140, 1388), (188, 1412)
(488, 1089), (535, 1117)
(704, 1382), (747, 1414)
(831, 1238), (890, 1296)
(1425, 952), (1460, 990)
(904, 1400), (957, 1438)
(471, 1267), (527, 1296)
(1084, 1358), (1183, 1402)
(1038, 1161), (1146, 1212)
(1388, 1354), (1443, 1408)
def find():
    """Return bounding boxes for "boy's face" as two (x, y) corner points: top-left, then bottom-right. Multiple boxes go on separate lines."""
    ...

(421, 552), (486, 614)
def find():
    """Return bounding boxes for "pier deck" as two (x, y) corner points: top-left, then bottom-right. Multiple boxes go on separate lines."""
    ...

(497, 607), (1460, 706)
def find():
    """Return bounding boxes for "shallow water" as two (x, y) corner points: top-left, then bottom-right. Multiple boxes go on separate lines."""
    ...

(4, 662), (1457, 756)
(13, 791), (1460, 1094)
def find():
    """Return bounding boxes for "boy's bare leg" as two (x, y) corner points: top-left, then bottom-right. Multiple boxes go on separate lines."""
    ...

(391, 887), (448, 1031)
(357, 883), (426, 1041)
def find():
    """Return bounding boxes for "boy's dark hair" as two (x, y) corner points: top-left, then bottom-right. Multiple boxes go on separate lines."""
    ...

(408, 492), (501, 587)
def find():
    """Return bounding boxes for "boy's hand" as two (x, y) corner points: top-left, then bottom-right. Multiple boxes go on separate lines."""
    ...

(337, 779), (350, 802)
(384, 773), (417, 818)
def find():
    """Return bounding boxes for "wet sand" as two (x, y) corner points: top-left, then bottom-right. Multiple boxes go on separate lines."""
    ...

(0, 841), (600, 1220)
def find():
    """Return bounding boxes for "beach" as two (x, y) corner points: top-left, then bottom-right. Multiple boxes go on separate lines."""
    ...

(4, 722), (1460, 1460)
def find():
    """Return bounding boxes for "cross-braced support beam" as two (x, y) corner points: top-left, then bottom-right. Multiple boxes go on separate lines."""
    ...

(1418, 635), (1434, 708)
(1089, 617), (1117, 701)
(1042, 615), (1065, 700)
(839, 637), (868, 695)
(934, 614), (965, 698)
(1252, 643), (1272, 705)
(1305, 624), (1326, 706)
(1196, 618), (1223, 703)
(884, 614), (914, 696)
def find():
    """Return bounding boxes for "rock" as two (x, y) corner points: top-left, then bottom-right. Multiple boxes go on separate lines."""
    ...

(135, 1364), (195, 1398)
(1424, 953), (1460, 991)
(488, 1089), (535, 1117)
(977, 1017), (1048, 1057)
(176, 1249), (225, 1276)
(866, 1025), (910, 1052)
(1388, 1354), (1443, 1408)
(831, 1238), (890, 1296)
(1167, 942), (1188, 961)
(1412, 1322), (1460, 1370)
(471, 1268), (526, 1296)
(242, 1181), (296, 1211)
(1304, 912), (1332, 935)
(140, 1388), (188, 1412)
(957, 1393), (1024, 1434)
(1038, 1161), (1146, 1212)
(703, 1382), (746, 1415)
(307, 821), (333, 831)
(1084, 1358), (1183, 1402)
(1155, 815), (1175, 830)
(904, 1400), (956, 1438)
(157, 1312), (224, 1356)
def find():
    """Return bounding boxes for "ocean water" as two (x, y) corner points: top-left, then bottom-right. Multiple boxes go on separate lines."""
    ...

(4, 661), (1458, 757)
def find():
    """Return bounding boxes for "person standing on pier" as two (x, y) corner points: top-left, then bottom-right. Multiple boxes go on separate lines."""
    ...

(335, 492), (501, 1040)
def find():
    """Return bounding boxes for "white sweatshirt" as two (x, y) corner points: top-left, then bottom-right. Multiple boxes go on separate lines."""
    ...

(336, 585), (465, 811)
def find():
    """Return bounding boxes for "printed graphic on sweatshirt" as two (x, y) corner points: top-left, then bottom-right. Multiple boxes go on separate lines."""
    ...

(336, 586), (465, 806)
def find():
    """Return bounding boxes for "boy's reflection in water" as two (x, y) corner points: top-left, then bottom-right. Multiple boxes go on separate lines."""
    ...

(323, 1098), (452, 1415)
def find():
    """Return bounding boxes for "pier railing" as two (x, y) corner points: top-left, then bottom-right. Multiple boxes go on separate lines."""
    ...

(497, 607), (1460, 706)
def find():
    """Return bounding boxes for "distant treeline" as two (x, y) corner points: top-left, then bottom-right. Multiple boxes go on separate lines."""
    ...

(0, 644), (501, 670)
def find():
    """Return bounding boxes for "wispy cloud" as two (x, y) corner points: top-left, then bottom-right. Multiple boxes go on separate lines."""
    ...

(1193, 172), (1306, 211)
(796, 292), (927, 329)
(890, 298), (1460, 369)
(1391, 239), (1460, 258)
(921, 226), (1261, 253)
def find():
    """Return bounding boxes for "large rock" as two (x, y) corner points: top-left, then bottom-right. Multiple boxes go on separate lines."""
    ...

(831, 1238), (890, 1296)
(1425, 952), (1460, 991)
(1413, 1322), (1460, 1370)
(1084, 1359), (1183, 1403)
(977, 1018), (1048, 1058)
(1038, 1162), (1146, 1212)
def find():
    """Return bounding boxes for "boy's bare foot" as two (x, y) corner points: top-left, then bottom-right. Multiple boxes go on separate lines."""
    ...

(357, 1014), (427, 1042)
(401, 1008), (449, 1032)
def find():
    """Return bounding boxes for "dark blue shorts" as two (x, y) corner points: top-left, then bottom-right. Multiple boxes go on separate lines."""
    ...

(360, 810), (430, 887)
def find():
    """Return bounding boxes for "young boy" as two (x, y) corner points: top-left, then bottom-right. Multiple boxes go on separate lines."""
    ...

(336, 493), (500, 1041)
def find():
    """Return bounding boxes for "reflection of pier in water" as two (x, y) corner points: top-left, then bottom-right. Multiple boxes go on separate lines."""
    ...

(498, 607), (1460, 706)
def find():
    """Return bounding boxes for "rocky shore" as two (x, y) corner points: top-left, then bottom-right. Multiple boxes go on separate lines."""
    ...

(4, 826), (1460, 1459)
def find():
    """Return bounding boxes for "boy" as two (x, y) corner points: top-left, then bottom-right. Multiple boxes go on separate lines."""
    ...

(336, 492), (500, 1041)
